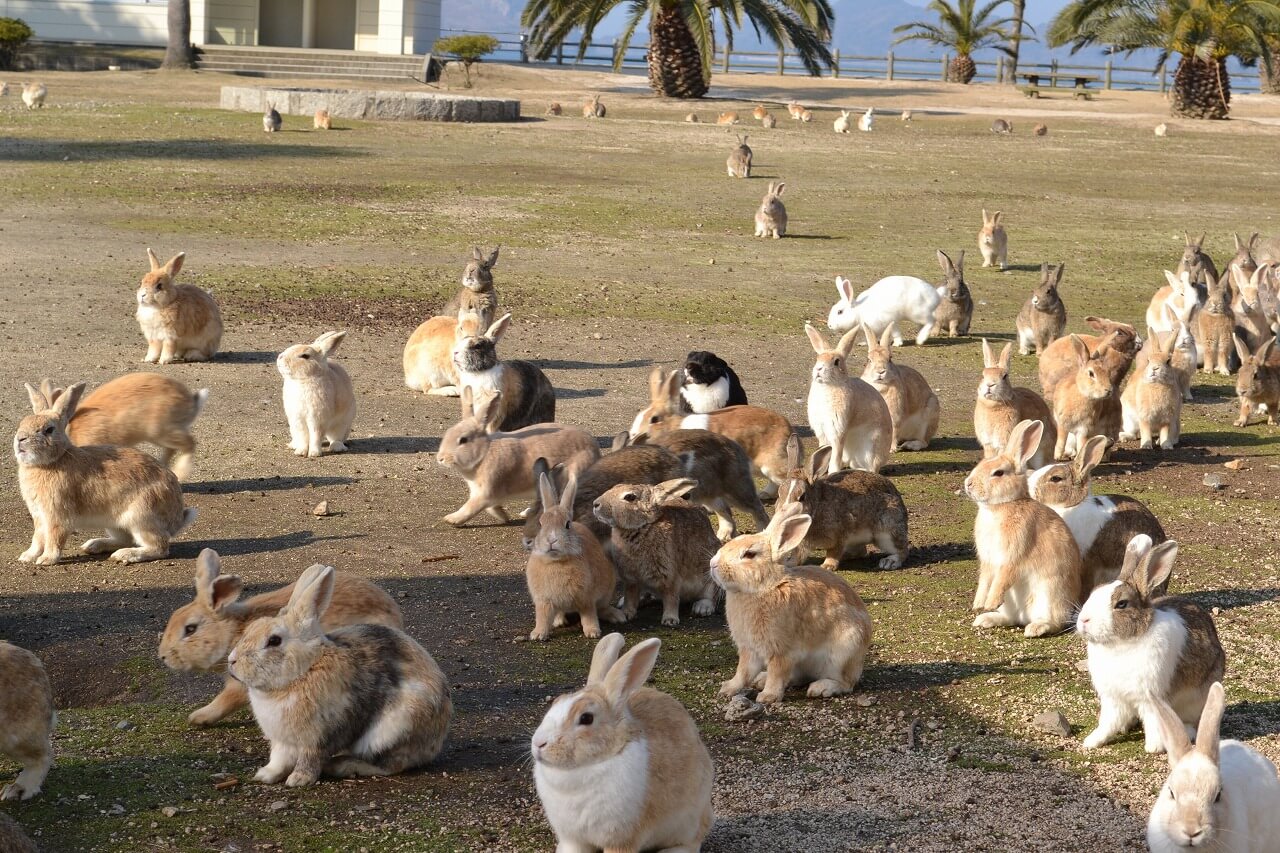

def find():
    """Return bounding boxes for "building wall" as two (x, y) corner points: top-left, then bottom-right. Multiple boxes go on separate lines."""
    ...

(401, 0), (437, 55)
(203, 0), (257, 45)
(353, 0), (377, 51)
(0, 0), (168, 46)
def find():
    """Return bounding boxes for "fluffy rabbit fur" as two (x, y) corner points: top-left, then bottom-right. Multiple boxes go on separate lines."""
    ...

(787, 100), (805, 120)
(1038, 316), (1141, 402)
(778, 438), (909, 570)
(753, 181), (787, 239)
(1015, 263), (1068, 355)
(0, 642), (54, 801)
(1176, 232), (1218, 288)
(726, 133), (752, 178)
(159, 549), (402, 726)
(22, 82), (46, 109)
(833, 110), (852, 133)
(443, 246), (500, 322)
(861, 325), (940, 451)
(437, 387), (599, 526)
(1076, 535), (1225, 752)
(964, 420), (1084, 637)
(532, 634), (714, 852)
(933, 249), (974, 337)
(1052, 334), (1120, 460)
(974, 339), (1057, 469)
(593, 479), (719, 625)
(1147, 270), (1203, 361)
(1028, 435), (1167, 592)
(263, 102), (282, 132)
(313, 109), (331, 130)
(0, 812), (37, 853)
(16, 382), (196, 564)
(1233, 335), (1280, 426)
(1147, 682), (1280, 853)
(228, 565), (452, 786)
(403, 306), (491, 397)
(805, 324), (894, 474)
(826, 274), (940, 345)
(1120, 326), (1183, 449)
(278, 331), (355, 457)
(978, 209), (1007, 270)
(1229, 264), (1274, 354)
(136, 249), (223, 363)
(525, 473), (623, 640)
(1134, 309), (1198, 403)
(43, 374), (207, 481)
(453, 313), (556, 431)
(1198, 271), (1236, 375)
(712, 506), (874, 703)
(680, 350), (748, 413)
(752, 104), (768, 120)
(583, 95), (605, 118)
(857, 107), (874, 132)
(717, 111), (740, 125)
(643, 429), (768, 540)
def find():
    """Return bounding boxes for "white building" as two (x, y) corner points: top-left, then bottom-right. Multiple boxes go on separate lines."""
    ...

(1, 0), (442, 54)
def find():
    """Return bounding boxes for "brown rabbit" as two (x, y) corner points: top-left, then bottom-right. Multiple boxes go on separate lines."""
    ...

(1015, 263), (1067, 355)
(726, 133), (752, 178)
(1198, 270), (1235, 375)
(0, 642), (54, 801)
(443, 245), (500, 322)
(860, 325), (940, 451)
(1234, 335), (1280, 426)
(717, 111), (740, 126)
(978, 209), (1008, 270)
(1039, 316), (1141, 402)
(1176, 231), (1218, 288)
(933, 249), (973, 337)
(136, 249), (223, 363)
(974, 339), (1057, 468)
(1052, 335), (1120, 460)
(643, 429), (769, 540)
(313, 109), (331, 130)
(583, 95), (605, 118)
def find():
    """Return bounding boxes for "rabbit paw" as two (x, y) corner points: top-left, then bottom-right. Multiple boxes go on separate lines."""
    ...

(442, 511), (471, 527)
(972, 612), (1008, 629)
(328, 441), (348, 454)
(878, 554), (903, 569)
(806, 679), (845, 699)
(757, 689), (784, 704)
(1081, 729), (1110, 750)
(253, 766), (288, 784)
(719, 680), (747, 698)
(692, 599), (716, 617)
(18, 548), (39, 563)
(34, 552), (60, 566)
(285, 770), (318, 787)
(582, 625), (602, 639)
(1024, 621), (1057, 638)
(660, 614), (680, 628)
(529, 629), (550, 642)
(188, 706), (223, 727)
(1, 782), (37, 801)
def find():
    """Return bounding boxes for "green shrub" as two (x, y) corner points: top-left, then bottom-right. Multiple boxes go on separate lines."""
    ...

(0, 17), (34, 71)
(433, 34), (500, 88)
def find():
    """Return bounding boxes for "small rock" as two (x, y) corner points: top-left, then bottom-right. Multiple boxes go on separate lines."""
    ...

(161, 806), (180, 818)
(724, 694), (765, 722)
(1075, 659), (1090, 673)
(108, 803), (125, 815)
(1032, 709), (1072, 737)
(1223, 458), (1247, 471)
(269, 800), (288, 812)
(591, 332), (602, 340)
(855, 695), (876, 708)
(312, 501), (330, 517)
(115, 720), (135, 731)
(1203, 473), (1226, 490)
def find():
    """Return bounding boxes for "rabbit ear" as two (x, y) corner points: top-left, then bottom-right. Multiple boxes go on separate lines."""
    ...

(475, 390), (503, 432)
(774, 182), (785, 196)
(1142, 540), (1178, 597)
(1257, 336), (1277, 364)
(981, 338), (995, 368)
(860, 324), (876, 350)
(1151, 699), (1192, 766)
(1249, 232), (1260, 249)
(24, 383), (49, 414)
(836, 276), (854, 303)
(808, 445), (831, 480)
(485, 313), (512, 342)
(998, 342), (1013, 371)
(147, 247), (162, 271)
(652, 477), (698, 506)
(472, 246), (484, 261)
(936, 249), (954, 275)
(50, 382), (84, 423)
(956, 249), (965, 271)
(603, 637), (661, 706)
(835, 327), (860, 357)
(537, 471), (559, 513)
(1005, 419), (1043, 470)
(39, 379), (61, 406)
(662, 369), (682, 402)
(312, 330), (347, 356)
(587, 633), (627, 685)
(804, 323), (827, 354)
(1076, 436), (1108, 476)
(610, 431), (630, 452)
(1195, 682), (1225, 764)
(770, 512), (812, 558)
(981, 208), (990, 225)
(460, 384), (475, 419)
(194, 548), (223, 608)
(1052, 263), (1065, 286)
(484, 245), (500, 268)
(991, 211), (1002, 224)
(1233, 333), (1252, 365)
(878, 326), (894, 350)
(286, 565), (336, 625)
(1069, 334), (1089, 366)
(1233, 233), (1244, 251)
(1119, 534), (1154, 584)
(559, 473), (578, 513)
(165, 253), (185, 277)
(647, 367), (666, 402)
(1162, 269), (1182, 290)
(785, 433), (802, 471)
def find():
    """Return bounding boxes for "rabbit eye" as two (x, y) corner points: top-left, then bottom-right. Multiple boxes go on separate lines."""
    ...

(833, 358), (841, 367)
(266, 635), (282, 647)
(1214, 789), (1221, 803)
(1168, 788), (1176, 801)
(577, 712), (593, 726)
(1087, 370), (1095, 379)
(992, 470), (1004, 478)
(458, 437), (468, 444)
(743, 550), (757, 560)
(1114, 600), (1129, 610)
(300, 354), (310, 360)
(623, 493), (637, 502)
(564, 520), (571, 530)
(1050, 475), (1063, 483)
(42, 426), (54, 436)
(649, 416), (660, 424)
(183, 624), (198, 637)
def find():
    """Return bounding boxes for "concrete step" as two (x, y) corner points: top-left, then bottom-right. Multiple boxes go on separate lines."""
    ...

(195, 45), (426, 81)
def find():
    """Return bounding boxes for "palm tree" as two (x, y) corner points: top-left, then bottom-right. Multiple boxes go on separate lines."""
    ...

(1008, 0), (1028, 79)
(893, 0), (1020, 84)
(1048, 0), (1280, 119)
(521, 0), (835, 99)
(162, 0), (194, 69)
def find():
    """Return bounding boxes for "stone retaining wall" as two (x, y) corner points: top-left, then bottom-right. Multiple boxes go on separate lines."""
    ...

(219, 85), (521, 123)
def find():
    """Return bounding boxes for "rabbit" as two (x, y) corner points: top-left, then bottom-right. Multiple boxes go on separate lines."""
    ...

(643, 428), (769, 540)
(1118, 326), (1182, 451)
(313, 109), (331, 130)
(860, 325), (940, 451)
(1028, 435), (1167, 592)
(1234, 334), (1280, 426)
(1052, 334), (1121, 460)
(593, 478), (720, 624)
(16, 382), (196, 565)
(712, 506), (874, 703)
(680, 350), (748, 413)
(532, 634), (714, 852)
(833, 109), (852, 134)
(526, 473), (624, 640)
(761, 113), (776, 128)
(1148, 269), (1204, 347)
(629, 368), (795, 497)
(799, 108), (813, 122)
(42, 374), (208, 481)
(1198, 270), (1235, 375)
(933, 249), (974, 337)
(974, 339), (1057, 468)
(787, 100), (805, 120)
(1015, 263), (1068, 355)
(1154, 122), (1168, 137)
(453, 313), (556, 431)
(753, 181), (787, 239)
(1039, 316), (1141, 402)
(857, 107), (874, 132)
(547, 101), (562, 116)
(1077, 534), (1225, 752)
(438, 386), (599, 526)
(1176, 231), (1218, 288)
(777, 438), (909, 570)
(1146, 682), (1280, 852)
(0, 82), (8, 97)
(726, 133), (752, 178)
(1227, 232), (1260, 279)
(805, 323), (894, 474)
(443, 245), (500, 321)
(0, 812), (37, 853)
(990, 118), (1012, 134)
(752, 104), (768, 121)
(684, 111), (699, 122)
(228, 565), (452, 786)
(583, 95), (605, 118)
(277, 331), (355, 457)
(403, 306), (490, 397)
(717, 110), (740, 125)
(978, 209), (1008, 270)
(826, 274), (940, 345)
(136, 249), (223, 363)
(263, 102), (282, 132)
(22, 82), (46, 109)
(965, 420), (1085, 637)
(0, 642), (54, 801)
(159, 548), (402, 726)
(1033, 123), (1048, 136)
(1230, 264), (1274, 354)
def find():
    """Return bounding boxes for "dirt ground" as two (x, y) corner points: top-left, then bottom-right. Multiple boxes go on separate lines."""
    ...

(0, 63), (1278, 852)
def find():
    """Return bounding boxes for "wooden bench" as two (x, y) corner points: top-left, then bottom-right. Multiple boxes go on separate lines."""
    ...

(1019, 73), (1098, 99)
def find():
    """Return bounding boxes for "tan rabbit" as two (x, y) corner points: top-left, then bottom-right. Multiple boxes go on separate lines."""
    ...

(583, 95), (605, 118)
(964, 420), (1085, 637)
(159, 549), (402, 726)
(753, 181), (787, 239)
(1198, 270), (1235, 375)
(726, 133), (752, 178)
(761, 112), (777, 128)
(1120, 328), (1183, 449)
(973, 339), (1057, 468)
(805, 324), (893, 474)
(799, 108), (813, 122)
(1015, 263), (1068, 355)
(17, 383), (196, 565)
(1039, 316), (1141, 401)
(1134, 307), (1198, 402)
(43, 374), (207, 481)
(1230, 264), (1273, 354)
(278, 331), (355, 457)
(712, 506), (874, 703)
(1052, 334), (1120, 460)
(752, 104), (768, 121)
(21, 82), (46, 109)
(403, 306), (489, 397)
(1234, 335), (1280, 426)
(861, 325), (940, 451)
(978, 208), (1007, 270)
(526, 473), (624, 640)
(136, 249), (222, 363)
(716, 110), (740, 125)
(0, 642), (54, 801)
(313, 109), (331, 130)
(547, 102), (562, 116)
(786, 100), (805, 120)
(437, 387), (599, 525)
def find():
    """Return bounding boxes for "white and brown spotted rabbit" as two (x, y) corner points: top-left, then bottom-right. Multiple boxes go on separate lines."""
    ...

(136, 249), (222, 363)
(453, 313), (556, 431)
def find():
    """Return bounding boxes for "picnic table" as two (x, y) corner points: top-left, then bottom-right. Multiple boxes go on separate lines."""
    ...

(1019, 73), (1099, 100)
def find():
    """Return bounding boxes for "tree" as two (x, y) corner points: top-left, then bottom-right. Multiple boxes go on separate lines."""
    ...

(1008, 0), (1027, 80)
(521, 0), (835, 100)
(434, 34), (500, 88)
(893, 0), (1020, 84)
(1259, 35), (1280, 92)
(1048, 0), (1280, 120)
(162, 0), (194, 69)
(0, 17), (34, 72)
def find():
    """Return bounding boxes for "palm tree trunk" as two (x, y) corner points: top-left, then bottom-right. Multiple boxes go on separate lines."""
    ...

(1007, 0), (1026, 82)
(1262, 39), (1280, 95)
(950, 54), (976, 84)
(162, 0), (194, 70)
(1171, 55), (1230, 120)
(648, 4), (709, 99)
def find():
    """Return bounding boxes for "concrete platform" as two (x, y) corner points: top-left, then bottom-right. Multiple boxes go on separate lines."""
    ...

(219, 85), (521, 123)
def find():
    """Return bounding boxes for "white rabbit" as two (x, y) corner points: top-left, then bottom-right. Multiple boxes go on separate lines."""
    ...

(826, 274), (939, 346)
(857, 107), (874, 131)
(277, 331), (356, 458)
(833, 110), (851, 133)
